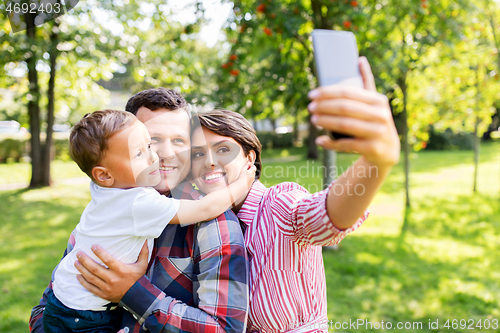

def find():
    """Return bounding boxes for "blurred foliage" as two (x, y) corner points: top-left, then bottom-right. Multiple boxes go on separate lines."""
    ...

(257, 131), (294, 149)
(0, 137), (27, 162)
(426, 127), (475, 151)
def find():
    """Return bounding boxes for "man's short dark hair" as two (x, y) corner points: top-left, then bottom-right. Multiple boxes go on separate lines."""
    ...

(125, 87), (188, 115)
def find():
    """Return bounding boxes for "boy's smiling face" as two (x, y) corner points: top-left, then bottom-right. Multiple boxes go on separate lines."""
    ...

(96, 120), (161, 188)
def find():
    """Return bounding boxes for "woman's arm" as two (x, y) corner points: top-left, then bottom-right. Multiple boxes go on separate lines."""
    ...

(308, 56), (400, 230)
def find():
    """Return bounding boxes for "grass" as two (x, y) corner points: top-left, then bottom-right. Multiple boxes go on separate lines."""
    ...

(0, 160), (85, 185)
(0, 141), (499, 332)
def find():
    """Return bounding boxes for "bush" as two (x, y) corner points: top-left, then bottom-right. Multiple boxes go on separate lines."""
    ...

(0, 138), (27, 163)
(426, 127), (475, 150)
(257, 132), (294, 149)
(0, 136), (71, 163)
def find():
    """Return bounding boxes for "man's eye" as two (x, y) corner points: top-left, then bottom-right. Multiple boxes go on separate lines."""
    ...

(173, 138), (185, 144)
(192, 151), (203, 158)
(151, 137), (160, 143)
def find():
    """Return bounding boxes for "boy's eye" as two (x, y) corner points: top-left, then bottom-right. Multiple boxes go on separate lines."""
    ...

(147, 143), (151, 150)
(136, 150), (143, 158)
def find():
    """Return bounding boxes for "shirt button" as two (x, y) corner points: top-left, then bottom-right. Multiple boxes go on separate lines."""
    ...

(75, 318), (79, 322)
(124, 328), (130, 333)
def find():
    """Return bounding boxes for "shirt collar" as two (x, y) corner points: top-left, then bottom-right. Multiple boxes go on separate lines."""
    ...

(170, 181), (201, 200)
(237, 180), (267, 227)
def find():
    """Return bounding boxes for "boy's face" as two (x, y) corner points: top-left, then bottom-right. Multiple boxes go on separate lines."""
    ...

(99, 120), (161, 188)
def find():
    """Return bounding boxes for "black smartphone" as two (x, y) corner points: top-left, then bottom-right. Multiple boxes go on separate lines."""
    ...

(311, 29), (363, 139)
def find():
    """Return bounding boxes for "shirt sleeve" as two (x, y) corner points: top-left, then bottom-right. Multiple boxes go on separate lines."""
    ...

(119, 211), (249, 333)
(132, 189), (180, 238)
(271, 182), (368, 246)
(29, 231), (77, 333)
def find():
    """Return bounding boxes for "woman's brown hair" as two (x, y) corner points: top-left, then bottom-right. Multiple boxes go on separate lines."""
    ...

(195, 109), (262, 179)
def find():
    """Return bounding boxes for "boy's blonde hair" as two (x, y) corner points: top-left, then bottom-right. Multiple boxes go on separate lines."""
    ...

(69, 110), (136, 180)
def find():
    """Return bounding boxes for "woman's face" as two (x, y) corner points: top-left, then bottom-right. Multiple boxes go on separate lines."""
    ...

(191, 126), (255, 194)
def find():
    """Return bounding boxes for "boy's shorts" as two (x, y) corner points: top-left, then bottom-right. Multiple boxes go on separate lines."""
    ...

(43, 289), (122, 333)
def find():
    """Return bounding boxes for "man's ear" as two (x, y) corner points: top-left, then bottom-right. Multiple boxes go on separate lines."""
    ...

(92, 166), (114, 187)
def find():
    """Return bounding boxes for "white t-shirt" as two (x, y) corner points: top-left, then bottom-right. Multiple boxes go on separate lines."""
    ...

(53, 181), (180, 311)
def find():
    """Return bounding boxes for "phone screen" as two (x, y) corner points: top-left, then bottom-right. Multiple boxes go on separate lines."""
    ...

(312, 30), (363, 88)
(311, 30), (363, 139)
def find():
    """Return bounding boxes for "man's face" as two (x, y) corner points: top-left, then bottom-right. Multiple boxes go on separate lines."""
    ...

(136, 107), (191, 193)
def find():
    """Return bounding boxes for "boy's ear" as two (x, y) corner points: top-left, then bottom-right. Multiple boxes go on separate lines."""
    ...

(92, 166), (114, 187)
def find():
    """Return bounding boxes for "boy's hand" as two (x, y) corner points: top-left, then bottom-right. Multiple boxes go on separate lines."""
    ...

(74, 241), (149, 303)
(308, 56), (400, 169)
(240, 162), (256, 188)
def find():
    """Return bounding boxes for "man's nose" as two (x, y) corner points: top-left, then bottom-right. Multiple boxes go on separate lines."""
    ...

(157, 142), (175, 161)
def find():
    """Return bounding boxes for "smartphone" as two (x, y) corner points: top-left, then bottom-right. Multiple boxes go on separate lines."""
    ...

(311, 29), (363, 139)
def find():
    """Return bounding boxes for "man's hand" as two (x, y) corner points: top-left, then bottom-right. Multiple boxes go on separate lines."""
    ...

(308, 56), (400, 169)
(74, 241), (149, 303)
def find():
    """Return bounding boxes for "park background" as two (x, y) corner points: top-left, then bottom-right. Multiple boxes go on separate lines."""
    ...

(1, 0), (500, 332)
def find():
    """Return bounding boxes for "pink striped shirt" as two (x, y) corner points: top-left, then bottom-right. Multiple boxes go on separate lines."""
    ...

(237, 181), (368, 333)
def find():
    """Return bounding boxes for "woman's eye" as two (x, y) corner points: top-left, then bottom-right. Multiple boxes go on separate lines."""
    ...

(136, 151), (143, 158)
(217, 147), (230, 153)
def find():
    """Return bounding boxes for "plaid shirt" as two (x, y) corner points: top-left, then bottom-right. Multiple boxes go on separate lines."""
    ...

(29, 182), (249, 333)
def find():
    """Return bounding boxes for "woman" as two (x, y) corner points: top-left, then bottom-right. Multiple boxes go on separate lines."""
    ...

(190, 58), (400, 333)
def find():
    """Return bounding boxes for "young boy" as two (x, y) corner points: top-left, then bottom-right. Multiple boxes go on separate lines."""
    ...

(42, 109), (255, 333)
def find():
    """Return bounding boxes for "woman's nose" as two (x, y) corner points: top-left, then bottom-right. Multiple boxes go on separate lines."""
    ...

(204, 150), (217, 169)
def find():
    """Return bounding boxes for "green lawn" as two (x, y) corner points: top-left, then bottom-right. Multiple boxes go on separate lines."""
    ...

(1, 141), (499, 332)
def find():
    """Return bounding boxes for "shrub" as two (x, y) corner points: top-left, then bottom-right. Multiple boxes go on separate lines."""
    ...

(0, 138), (27, 163)
(257, 132), (294, 149)
(426, 127), (475, 150)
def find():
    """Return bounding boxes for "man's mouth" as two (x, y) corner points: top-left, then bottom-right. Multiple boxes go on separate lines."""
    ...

(202, 172), (226, 182)
(159, 166), (177, 174)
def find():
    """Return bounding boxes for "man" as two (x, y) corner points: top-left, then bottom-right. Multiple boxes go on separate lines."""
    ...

(29, 88), (249, 333)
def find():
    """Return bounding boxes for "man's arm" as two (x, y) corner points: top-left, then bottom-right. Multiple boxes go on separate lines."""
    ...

(29, 232), (77, 333)
(76, 211), (249, 333)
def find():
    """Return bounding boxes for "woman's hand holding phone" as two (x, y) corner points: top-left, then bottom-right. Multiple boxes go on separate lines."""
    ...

(308, 57), (400, 170)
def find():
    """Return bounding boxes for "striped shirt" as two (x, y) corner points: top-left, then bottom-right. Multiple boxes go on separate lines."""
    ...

(237, 181), (367, 333)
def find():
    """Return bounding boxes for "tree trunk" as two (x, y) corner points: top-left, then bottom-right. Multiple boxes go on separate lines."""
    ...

(307, 115), (319, 159)
(43, 21), (59, 186)
(25, 13), (43, 188)
(399, 73), (411, 208)
(473, 116), (480, 193)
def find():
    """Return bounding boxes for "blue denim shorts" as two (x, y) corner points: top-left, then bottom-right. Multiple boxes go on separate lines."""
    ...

(43, 289), (122, 333)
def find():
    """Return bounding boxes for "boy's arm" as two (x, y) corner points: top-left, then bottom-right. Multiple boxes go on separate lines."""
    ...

(170, 164), (256, 225)
(29, 231), (77, 333)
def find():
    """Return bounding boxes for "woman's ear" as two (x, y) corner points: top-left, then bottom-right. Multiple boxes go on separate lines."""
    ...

(247, 150), (256, 164)
(92, 166), (114, 187)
